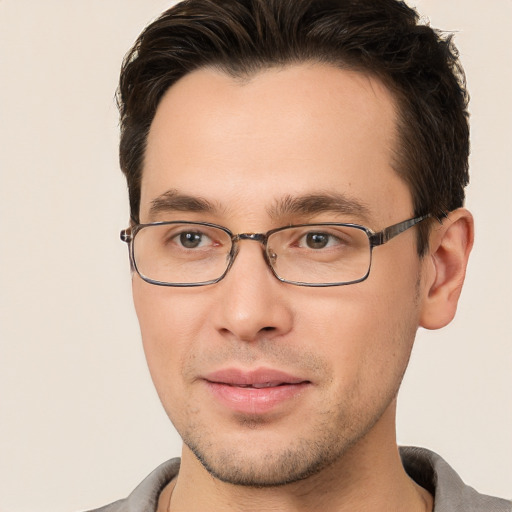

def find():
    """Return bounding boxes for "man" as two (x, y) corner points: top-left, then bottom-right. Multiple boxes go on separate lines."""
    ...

(91, 0), (511, 510)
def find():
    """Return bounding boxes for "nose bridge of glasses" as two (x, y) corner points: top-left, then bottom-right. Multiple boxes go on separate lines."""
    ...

(233, 233), (267, 243)
(230, 232), (275, 267)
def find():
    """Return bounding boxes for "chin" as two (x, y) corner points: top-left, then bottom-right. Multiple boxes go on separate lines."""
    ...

(180, 414), (367, 488)
(189, 441), (335, 487)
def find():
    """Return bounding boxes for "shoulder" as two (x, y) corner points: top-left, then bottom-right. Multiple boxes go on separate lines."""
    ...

(84, 458), (181, 512)
(400, 446), (511, 512)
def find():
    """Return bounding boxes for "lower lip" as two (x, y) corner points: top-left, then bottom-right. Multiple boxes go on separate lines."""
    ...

(206, 381), (310, 415)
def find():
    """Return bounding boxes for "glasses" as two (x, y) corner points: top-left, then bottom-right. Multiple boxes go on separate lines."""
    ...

(120, 215), (429, 287)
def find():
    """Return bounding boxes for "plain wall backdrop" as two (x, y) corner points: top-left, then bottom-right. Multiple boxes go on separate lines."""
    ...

(0, 1), (511, 510)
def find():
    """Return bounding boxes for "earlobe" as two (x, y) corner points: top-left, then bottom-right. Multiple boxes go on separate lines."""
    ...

(419, 208), (474, 330)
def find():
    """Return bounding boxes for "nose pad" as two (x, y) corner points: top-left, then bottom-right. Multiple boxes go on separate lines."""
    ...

(264, 247), (279, 278)
(266, 247), (277, 264)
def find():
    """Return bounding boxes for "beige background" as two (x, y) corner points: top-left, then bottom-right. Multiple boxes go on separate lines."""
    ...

(0, 1), (511, 510)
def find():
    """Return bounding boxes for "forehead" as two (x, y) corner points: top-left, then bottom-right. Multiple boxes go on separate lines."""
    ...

(141, 63), (412, 225)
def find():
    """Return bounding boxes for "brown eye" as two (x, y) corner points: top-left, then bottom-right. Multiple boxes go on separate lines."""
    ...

(305, 232), (330, 249)
(179, 232), (204, 248)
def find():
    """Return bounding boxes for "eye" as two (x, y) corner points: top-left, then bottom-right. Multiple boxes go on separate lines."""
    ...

(300, 231), (342, 249)
(176, 231), (210, 249)
(304, 232), (332, 249)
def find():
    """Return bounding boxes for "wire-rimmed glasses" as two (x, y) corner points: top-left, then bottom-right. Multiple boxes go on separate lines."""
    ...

(120, 215), (429, 287)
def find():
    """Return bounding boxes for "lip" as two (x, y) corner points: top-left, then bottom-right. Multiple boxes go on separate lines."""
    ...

(203, 367), (311, 415)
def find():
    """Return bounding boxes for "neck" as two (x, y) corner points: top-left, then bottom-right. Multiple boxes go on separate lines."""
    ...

(166, 404), (432, 512)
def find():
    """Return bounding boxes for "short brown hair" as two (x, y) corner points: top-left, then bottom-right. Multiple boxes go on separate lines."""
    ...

(118, 0), (469, 255)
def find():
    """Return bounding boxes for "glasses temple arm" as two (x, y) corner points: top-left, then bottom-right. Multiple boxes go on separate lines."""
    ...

(369, 214), (431, 246)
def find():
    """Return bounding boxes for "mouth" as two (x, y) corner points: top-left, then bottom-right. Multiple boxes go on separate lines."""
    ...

(204, 367), (309, 387)
(203, 368), (311, 415)
(229, 381), (295, 389)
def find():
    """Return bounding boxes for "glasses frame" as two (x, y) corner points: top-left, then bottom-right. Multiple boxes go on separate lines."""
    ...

(120, 214), (430, 287)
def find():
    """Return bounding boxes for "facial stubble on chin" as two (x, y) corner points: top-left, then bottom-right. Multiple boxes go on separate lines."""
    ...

(185, 416), (358, 488)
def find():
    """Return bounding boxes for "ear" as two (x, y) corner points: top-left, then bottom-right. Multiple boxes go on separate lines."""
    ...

(419, 208), (474, 330)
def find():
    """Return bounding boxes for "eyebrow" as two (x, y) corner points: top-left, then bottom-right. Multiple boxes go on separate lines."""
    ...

(148, 189), (372, 223)
(148, 189), (221, 219)
(267, 192), (372, 221)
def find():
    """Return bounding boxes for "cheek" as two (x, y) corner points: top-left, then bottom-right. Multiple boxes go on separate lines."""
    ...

(349, 272), (421, 389)
(296, 271), (420, 391)
(132, 279), (208, 393)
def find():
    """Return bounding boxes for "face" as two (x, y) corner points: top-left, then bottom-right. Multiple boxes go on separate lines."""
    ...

(133, 64), (426, 486)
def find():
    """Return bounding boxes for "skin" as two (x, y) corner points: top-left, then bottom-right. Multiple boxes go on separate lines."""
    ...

(132, 63), (473, 511)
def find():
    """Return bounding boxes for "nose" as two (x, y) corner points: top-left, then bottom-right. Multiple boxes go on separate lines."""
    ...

(212, 239), (294, 343)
